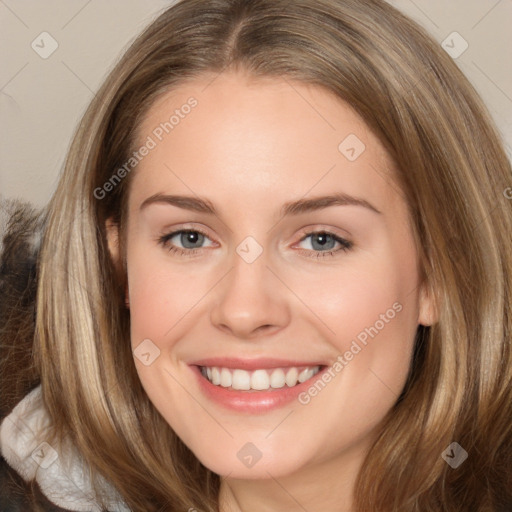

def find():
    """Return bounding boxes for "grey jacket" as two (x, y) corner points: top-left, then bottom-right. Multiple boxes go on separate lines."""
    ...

(0, 196), (128, 512)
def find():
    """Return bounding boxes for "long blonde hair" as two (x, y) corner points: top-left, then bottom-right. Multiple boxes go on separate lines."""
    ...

(32, 0), (512, 510)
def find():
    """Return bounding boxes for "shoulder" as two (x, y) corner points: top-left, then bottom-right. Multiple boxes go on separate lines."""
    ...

(0, 385), (75, 512)
(0, 197), (49, 511)
(0, 452), (74, 512)
(0, 385), (131, 512)
(0, 199), (129, 511)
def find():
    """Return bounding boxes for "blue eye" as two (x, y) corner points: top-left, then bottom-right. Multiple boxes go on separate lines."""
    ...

(296, 231), (353, 259)
(158, 229), (213, 256)
(157, 229), (353, 259)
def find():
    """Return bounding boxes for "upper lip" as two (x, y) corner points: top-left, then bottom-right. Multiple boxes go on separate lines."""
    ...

(190, 357), (327, 371)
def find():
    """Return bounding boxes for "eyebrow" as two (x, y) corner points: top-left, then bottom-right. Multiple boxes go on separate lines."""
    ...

(139, 192), (382, 216)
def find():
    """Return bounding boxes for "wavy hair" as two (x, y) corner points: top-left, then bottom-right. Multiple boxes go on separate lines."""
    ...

(32, 0), (512, 510)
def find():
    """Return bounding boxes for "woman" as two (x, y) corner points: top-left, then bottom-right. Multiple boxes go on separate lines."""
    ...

(1, 0), (511, 510)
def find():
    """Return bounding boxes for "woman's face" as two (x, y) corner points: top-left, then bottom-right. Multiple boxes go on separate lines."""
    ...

(107, 70), (435, 479)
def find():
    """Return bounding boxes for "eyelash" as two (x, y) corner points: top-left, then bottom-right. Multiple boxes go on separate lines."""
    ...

(157, 228), (353, 259)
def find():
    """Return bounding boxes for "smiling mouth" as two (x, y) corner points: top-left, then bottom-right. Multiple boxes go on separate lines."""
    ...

(198, 365), (325, 391)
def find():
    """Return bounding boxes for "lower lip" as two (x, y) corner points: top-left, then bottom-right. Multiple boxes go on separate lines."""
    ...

(190, 365), (327, 413)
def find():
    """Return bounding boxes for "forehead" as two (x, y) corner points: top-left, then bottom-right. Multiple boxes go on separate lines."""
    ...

(129, 71), (402, 219)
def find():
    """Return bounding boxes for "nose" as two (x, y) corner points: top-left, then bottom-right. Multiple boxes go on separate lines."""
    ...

(209, 246), (291, 340)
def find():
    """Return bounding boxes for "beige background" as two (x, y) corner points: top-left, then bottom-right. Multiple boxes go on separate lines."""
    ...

(1, 0), (511, 207)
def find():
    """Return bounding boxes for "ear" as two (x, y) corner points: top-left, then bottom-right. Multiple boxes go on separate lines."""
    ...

(417, 279), (439, 326)
(105, 218), (129, 307)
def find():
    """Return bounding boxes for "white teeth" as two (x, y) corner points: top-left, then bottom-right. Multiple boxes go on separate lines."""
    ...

(201, 365), (321, 391)
(251, 369), (270, 390)
(220, 368), (232, 387)
(285, 367), (298, 387)
(211, 367), (221, 385)
(232, 369), (251, 390)
(298, 368), (315, 383)
(269, 368), (286, 388)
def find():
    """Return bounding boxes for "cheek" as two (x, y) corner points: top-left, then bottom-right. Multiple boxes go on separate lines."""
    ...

(125, 250), (213, 422)
(290, 249), (420, 395)
(292, 252), (419, 344)
(286, 259), (420, 449)
(126, 255), (208, 346)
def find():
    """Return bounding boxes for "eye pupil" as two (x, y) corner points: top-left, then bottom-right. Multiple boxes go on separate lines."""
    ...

(182, 231), (203, 248)
(311, 233), (335, 251)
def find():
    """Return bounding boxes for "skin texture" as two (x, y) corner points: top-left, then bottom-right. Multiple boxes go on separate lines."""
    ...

(106, 70), (436, 512)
